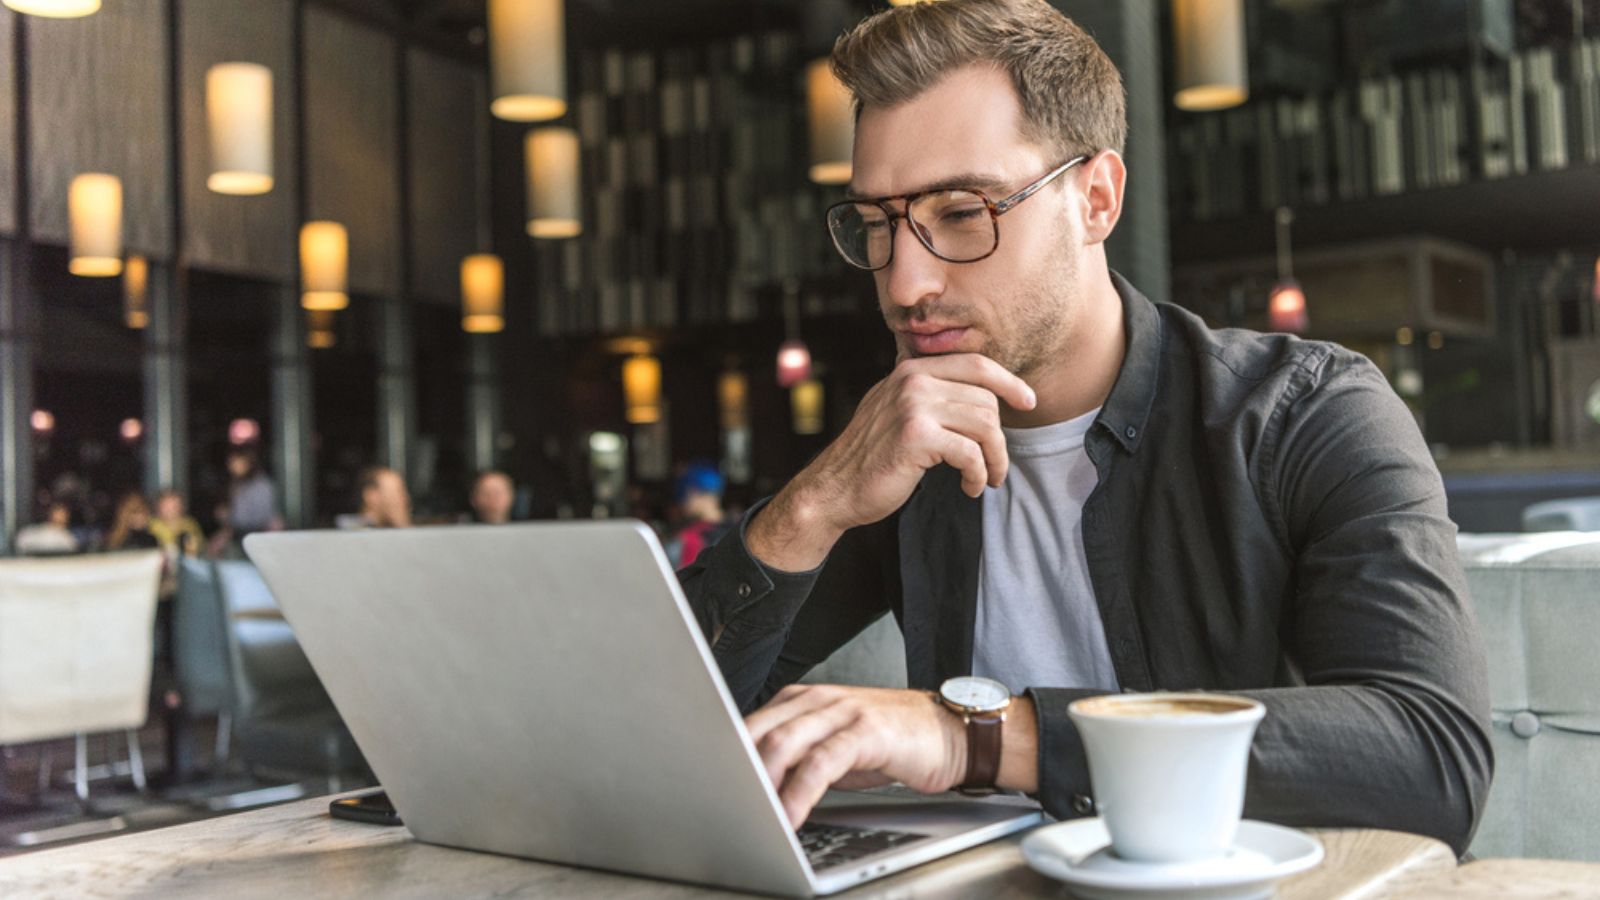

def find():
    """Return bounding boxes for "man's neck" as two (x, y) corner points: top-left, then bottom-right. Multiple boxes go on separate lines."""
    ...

(1002, 273), (1126, 429)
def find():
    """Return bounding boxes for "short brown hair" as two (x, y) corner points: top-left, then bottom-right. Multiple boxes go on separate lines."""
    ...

(831, 0), (1126, 160)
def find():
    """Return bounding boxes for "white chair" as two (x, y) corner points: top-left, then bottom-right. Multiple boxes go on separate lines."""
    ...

(0, 551), (163, 810)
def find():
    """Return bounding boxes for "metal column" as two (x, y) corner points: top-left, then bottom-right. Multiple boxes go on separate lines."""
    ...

(142, 262), (188, 496)
(0, 241), (35, 550)
(465, 333), (502, 475)
(1052, 0), (1171, 305)
(271, 286), (314, 528)
(377, 296), (416, 483)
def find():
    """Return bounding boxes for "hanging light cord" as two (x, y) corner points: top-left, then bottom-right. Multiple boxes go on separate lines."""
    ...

(1274, 207), (1295, 283)
(783, 278), (801, 342)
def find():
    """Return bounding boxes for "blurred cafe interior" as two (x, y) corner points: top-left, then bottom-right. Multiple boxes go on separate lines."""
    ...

(1, 0), (1599, 882)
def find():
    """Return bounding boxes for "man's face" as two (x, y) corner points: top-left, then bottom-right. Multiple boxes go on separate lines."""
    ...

(472, 475), (514, 523)
(851, 65), (1089, 378)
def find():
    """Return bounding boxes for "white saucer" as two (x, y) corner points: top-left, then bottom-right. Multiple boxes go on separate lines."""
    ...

(1021, 818), (1324, 900)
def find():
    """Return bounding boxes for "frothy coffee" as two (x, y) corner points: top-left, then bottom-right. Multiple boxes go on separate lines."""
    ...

(1073, 694), (1254, 718)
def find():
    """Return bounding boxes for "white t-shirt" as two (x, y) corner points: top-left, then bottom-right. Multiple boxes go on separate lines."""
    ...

(971, 407), (1121, 694)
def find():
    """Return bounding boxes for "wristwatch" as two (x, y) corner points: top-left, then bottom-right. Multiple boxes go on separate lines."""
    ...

(937, 676), (1012, 795)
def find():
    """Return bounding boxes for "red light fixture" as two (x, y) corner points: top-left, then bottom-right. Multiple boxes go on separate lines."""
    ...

(776, 339), (812, 388)
(1269, 280), (1308, 334)
(1269, 207), (1308, 334)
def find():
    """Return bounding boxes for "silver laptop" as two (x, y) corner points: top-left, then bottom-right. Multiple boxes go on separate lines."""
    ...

(244, 521), (1042, 897)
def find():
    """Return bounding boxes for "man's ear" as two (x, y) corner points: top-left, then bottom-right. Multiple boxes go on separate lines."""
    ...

(1080, 150), (1126, 246)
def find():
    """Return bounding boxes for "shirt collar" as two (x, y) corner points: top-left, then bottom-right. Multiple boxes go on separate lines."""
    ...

(1094, 271), (1163, 455)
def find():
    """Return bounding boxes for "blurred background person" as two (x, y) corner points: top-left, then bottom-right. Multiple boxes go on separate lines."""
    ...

(105, 492), (160, 551)
(665, 461), (731, 569)
(13, 500), (80, 556)
(149, 488), (205, 558)
(225, 449), (282, 538)
(466, 470), (516, 525)
(337, 466), (413, 530)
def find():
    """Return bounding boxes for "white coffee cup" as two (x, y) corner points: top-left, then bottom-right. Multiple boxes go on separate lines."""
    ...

(1067, 692), (1265, 864)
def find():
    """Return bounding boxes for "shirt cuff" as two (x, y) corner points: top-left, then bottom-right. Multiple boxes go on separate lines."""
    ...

(695, 497), (825, 639)
(1025, 687), (1110, 821)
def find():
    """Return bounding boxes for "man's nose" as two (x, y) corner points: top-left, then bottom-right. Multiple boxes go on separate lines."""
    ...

(883, 216), (945, 309)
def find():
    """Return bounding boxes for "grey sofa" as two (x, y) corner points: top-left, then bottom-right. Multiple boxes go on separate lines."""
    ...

(797, 532), (1600, 861)
(1458, 532), (1600, 861)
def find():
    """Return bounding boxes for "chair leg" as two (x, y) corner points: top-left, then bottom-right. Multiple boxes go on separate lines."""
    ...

(73, 733), (89, 805)
(125, 730), (147, 793)
(213, 711), (232, 769)
(36, 746), (52, 796)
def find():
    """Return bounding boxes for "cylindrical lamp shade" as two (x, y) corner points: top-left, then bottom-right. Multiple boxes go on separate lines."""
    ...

(205, 62), (274, 195)
(69, 173), (122, 277)
(806, 58), (853, 185)
(306, 309), (336, 349)
(776, 339), (811, 388)
(123, 254), (149, 329)
(2, 0), (100, 17)
(488, 0), (565, 122)
(792, 379), (825, 435)
(1269, 280), (1308, 334)
(525, 127), (581, 238)
(461, 253), (505, 333)
(299, 221), (349, 310)
(623, 354), (662, 425)
(718, 372), (749, 430)
(1172, 0), (1249, 112)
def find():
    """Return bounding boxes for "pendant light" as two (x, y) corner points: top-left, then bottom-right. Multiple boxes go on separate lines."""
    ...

(623, 353), (662, 425)
(792, 379), (825, 435)
(306, 309), (336, 349)
(776, 282), (812, 388)
(1268, 207), (1307, 334)
(2, 0), (99, 17)
(299, 221), (349, 310)
(1172, 0), (1249, 112)
(205, 62), (274, 195)
(69, 173), (123, 277)
(488, 0), (566, 122)
(123, 254), (149, 329)
(525, 127), (582, 239)
(805, 58), (852, 185)
(718, 371), (749, 430)
(461, 253), (505, 333)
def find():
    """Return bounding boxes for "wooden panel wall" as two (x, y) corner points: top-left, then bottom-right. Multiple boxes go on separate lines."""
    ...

(303, 6), (400, 297)
(406, 46), (487, 307)
(0, 11), (16, 237)
(27, 0), (172, 259)
(179, 0), (296, 281)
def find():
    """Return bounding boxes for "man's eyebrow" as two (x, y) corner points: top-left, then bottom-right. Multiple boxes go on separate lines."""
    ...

(845, 172), (1012, 201)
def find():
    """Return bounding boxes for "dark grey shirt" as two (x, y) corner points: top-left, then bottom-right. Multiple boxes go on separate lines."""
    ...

(679, 272), (1493, 855)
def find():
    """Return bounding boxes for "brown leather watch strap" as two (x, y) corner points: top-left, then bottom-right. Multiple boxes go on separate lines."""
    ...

(959, 709), (1005, 794)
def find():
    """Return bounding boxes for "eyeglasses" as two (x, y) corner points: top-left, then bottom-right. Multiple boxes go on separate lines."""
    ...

(824, 155), (1091, 272)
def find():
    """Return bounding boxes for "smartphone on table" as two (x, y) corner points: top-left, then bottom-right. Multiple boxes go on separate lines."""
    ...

(329, 788), (403, 826)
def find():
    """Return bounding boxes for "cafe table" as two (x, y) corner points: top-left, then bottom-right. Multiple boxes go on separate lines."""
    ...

(0, 789), (1477, 899)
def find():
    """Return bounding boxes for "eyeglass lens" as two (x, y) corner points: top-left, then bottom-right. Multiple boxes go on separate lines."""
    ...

(828, 190), (996, 270)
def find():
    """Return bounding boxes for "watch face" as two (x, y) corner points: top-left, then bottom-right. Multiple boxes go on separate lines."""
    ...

(940, 676), (1010, 712)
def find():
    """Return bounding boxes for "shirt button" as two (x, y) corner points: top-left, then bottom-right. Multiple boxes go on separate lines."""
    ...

(736, 582), (752, 599)
(1071, 794), (1094, 815)
(1124, 425), (1138, 439)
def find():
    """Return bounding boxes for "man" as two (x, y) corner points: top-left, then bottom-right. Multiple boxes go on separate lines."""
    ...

(468, 470), (516, 525)
(680, 0), (1491, 856)
(337, 466), (413, 530)
(667, 461), (732, 568)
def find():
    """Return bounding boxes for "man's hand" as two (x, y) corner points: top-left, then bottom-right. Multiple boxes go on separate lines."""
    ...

(745, 684), (967, 828)
(747, 354), (1035, 571)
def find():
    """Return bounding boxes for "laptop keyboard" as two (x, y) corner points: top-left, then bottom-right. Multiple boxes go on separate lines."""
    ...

(797, 822), (929, 871)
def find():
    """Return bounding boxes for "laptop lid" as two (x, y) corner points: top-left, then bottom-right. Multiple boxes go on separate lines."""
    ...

(246, 521), (815, 897)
